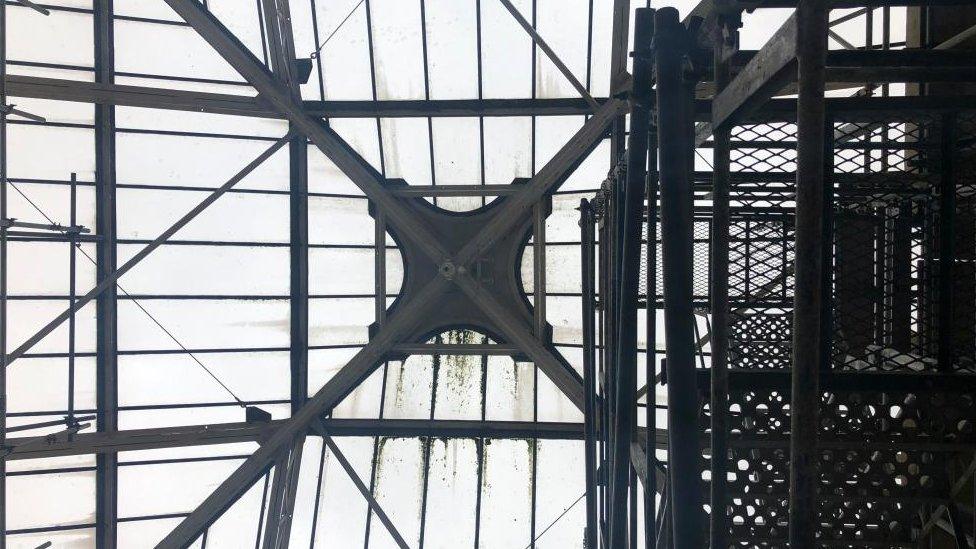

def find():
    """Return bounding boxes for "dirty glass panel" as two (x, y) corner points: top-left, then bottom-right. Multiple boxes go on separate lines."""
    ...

(381, 117), (433, 186)
(535, 440), (586, 548)
(479, 438), (534, 548)
(432, 341), (485, 421)
(483, 117), (532, 185)
(331, 364), (384, 419)
(369, 0), (425, 100)
(423, 438), (479, 548)
(481, 0), (533, 99)
(368, 437), (424, 548)
(382, 356), (434, 420)
(485, 357), (535, 422)
(115, 133), (289, 192)
(6, 470), (96, 530)
(425, 0), (479, 100)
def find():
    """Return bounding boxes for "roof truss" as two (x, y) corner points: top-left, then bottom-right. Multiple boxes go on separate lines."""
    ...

(0, 1), (623, 545)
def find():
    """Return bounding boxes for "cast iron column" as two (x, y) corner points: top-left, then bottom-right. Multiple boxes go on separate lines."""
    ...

(655, 7), (705, 548)
(644, 92), (660, 549)
(789, 0), (829, 546)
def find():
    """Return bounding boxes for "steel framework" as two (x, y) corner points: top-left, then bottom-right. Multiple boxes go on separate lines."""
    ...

(583, 0), (976, 548)
(4, 0), (976, 548)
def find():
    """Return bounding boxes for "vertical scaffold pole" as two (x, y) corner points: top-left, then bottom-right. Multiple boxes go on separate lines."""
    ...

(608, 8), (655, 547)
(789, 0), (829, 546)
(709, 13), (735, 549)
(655, 7), (705, 548)
(581, 198), (598, 549)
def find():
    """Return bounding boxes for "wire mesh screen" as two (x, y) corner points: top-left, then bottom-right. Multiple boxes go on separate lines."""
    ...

(726, 122), (797, 374)
(831, 111), (976, 373)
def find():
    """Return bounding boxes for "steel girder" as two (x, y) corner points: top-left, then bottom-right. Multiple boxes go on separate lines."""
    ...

(4, 74), (605, 118)
(93, 0), (119, 546)
(264, 3), (306, 547)
(3, 419), (607, 461)
(711, 13), (976, 130)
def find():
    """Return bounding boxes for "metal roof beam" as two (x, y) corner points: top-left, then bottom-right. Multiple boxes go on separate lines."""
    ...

(6, 75), (608, 118)
(3, 419), (594, 460)
(4, 420), (280, 460)
(124, 5), (621, 544)
(5, 75), (274, 117)
(93, 1), (118, 547)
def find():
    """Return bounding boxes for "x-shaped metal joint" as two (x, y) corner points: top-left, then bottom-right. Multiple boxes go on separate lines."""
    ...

(372, 180), (583, 405)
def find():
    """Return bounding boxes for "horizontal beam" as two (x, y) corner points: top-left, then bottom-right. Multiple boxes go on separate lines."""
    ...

(304, 97), (604, 118)
(388, 184), (522, 198)
(317, 418), (585, 439)
(4, 419), (597, 460)
(824, 49), (976, 83)
(31, 72), (968, 126)
(5, 75), (273, 117)
(6, 75), (605, 119)
(714, 28), (976, 128)
(390, 343), (521, 355)
(4, 420), (280, 460)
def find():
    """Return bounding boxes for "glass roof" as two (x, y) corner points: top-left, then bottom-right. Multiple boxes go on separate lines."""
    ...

(2, 0), (907, 547)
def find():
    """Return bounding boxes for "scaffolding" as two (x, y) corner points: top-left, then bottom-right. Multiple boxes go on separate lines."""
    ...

(584, 0), (976, 547)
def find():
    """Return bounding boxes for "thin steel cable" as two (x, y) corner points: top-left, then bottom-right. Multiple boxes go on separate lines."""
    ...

(309, 0), (365, 59)
(521, 491), (586, 549)
(8, 182), (246, 407)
